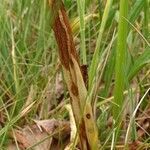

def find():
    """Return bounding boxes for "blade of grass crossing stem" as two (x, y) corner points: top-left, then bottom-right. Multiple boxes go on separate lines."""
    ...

(76, 0), (87, 64)
(113, 0), (128, 139)
(88, 0), (113, 90)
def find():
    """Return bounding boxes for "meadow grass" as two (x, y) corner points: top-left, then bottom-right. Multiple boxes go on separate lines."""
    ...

(0, 0), (150, 149)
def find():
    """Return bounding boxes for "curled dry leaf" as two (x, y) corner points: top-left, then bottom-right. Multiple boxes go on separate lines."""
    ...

(13, 125), (51, 150)
(10, 119), (70, 150)
(34, 119), (70, 140)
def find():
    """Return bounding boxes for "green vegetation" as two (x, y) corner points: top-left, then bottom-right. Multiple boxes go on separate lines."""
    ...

(0, 0), (149, 149)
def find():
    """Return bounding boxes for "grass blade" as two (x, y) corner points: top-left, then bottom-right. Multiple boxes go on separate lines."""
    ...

(128, 47), (150, 81)
(76, 0), (86, 64)
(113, 0), (128, 135)
(88, 0), (113, 89)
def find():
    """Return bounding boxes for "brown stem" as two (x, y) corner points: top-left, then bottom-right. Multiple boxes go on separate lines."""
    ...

(50, 0), (79, 70)
(48, 0), (90, 149)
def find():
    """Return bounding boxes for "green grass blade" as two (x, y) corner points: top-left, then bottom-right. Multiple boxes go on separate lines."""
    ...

(128, 47), (150, 81)
(88, 0), (113, 89)
(143, 0), (149, 39)
(113, 0), (128, 125)
(76, 0), (86, 64)
(129, 0), (145, 24)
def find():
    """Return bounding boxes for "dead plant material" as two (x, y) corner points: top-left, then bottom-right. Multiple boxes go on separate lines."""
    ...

(137, 107), (150, 139)
(34, 119), (70, 140)
(11, 119), (70, 150)
(13, 125), (51, 150)
(81, 64), (88, 88)
(129, 140), (143, 150)
(48, 0), (99, 149)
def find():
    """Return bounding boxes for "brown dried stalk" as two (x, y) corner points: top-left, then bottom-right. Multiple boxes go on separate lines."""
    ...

(48, 0), (99, 149)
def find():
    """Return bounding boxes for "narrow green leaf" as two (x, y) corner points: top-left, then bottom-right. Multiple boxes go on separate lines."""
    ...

(128, 47), (150, 81)
(113, 0), (128, 130)
(89, 0), (113, 89)
(129, 0), (145, 24)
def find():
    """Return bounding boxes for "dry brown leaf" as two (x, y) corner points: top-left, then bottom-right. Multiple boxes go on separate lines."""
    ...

(137, 108), (150, 139)
(34, 119), (70, 140)
(13, 125), (51, 150)
(7, 143), (18, 150)
(9, 119), (70, 150)
(129, 140), (142, 150)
